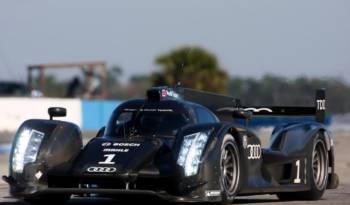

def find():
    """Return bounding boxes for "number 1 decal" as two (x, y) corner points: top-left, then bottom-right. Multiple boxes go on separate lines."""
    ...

(99, 154), (116, 165)
(294, 160), (301, 183)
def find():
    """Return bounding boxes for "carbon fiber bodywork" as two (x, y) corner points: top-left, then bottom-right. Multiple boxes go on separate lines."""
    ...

(3, 87), (338, 203)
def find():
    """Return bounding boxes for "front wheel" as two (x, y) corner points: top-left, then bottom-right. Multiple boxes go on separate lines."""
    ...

(277, 134), (328, 201)
(218, 134), (240, 204)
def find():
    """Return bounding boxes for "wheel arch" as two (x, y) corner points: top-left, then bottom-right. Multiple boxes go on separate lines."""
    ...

(216, 123), (245, 149)
(183, 123), (246, 202)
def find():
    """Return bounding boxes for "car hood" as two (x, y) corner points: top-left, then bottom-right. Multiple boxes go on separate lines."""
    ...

(71, 137), (166, 179)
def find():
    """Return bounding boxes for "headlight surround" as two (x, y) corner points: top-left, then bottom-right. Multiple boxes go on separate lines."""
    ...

(177, 131), (209, 176)
(12, 128), (45, 174)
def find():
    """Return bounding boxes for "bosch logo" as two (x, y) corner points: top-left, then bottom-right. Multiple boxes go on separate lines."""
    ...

(247, 144), (261, 159)
(102, 142), (112, 147)
(87, 167), (117, 173)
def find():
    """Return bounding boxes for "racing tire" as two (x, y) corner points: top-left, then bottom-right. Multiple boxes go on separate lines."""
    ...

(277, 134), (328, 201)
(24, 194), (70, 205)
(218, 134), (240, 204)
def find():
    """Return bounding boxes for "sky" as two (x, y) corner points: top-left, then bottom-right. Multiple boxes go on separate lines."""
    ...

(0, 0), (349, 83)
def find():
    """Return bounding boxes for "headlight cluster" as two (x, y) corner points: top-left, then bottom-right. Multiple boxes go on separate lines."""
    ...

(177, 132), (209, 176)
(12, 129), (45, 173)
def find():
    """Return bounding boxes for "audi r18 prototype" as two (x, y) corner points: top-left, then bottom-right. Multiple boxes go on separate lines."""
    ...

(3, 87), (339, 204)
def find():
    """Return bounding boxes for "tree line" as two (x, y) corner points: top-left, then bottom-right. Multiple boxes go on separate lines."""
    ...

(228, 75), (350, 114)
(43, 46), (350, 114)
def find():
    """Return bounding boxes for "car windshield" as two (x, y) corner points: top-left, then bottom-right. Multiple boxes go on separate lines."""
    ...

(106, 110), (189, 138)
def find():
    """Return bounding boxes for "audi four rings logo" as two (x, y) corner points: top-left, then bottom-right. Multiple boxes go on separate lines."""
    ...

(247, 144), (261, 159)
(87, 167), (117, 173)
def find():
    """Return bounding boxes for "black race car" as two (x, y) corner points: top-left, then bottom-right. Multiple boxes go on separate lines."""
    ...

(3, 87), (339, 204)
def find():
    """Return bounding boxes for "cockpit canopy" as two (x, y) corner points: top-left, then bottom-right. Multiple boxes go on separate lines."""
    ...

(105, 99), (218, 138)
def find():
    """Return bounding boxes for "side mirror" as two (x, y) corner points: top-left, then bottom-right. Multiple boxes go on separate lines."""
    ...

(232, 109), (252, 120)
(48, 107), (67, 120)
(96, 126), (106, 138)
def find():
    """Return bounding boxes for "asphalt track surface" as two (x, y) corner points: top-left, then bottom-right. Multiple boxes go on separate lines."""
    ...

(0, 184), (349, 205)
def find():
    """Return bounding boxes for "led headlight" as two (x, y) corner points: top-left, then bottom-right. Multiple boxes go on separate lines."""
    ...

(177, 131), (209, 176)
(12, 129), (45, 173)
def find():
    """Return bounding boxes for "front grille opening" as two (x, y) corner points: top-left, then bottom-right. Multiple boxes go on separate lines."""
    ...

(48, 176), (129, 189)
(47, 175), (174, 192)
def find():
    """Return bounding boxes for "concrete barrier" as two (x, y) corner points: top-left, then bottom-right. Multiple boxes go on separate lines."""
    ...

(0, 97), (122, 132)
(0, 98), (82, 131)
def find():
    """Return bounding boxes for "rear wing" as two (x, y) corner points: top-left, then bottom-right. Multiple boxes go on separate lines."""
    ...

(146, 87), (326, 123)
(180, 88), (326, 123)
(240, 89), (326, 123)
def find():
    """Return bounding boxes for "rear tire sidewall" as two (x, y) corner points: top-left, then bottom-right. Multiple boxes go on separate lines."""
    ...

(307, 135), (328, 198)
(219, 134), (240, 204)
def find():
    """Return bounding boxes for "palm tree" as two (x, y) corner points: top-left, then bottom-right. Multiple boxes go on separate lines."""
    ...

(152, 46), (228, 93)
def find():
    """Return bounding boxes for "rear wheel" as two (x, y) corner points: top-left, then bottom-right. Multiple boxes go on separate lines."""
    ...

(219, 134), (240, 204)
(277, 135), (328, 201)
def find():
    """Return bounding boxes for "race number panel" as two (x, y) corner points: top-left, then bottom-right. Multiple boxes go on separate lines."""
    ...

(293, 159), (307, 184)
